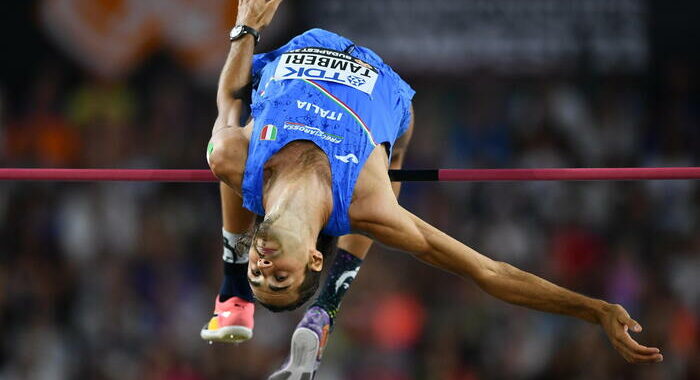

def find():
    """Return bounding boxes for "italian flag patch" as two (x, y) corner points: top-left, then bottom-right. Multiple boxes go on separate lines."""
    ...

(260, 124), (277, 141)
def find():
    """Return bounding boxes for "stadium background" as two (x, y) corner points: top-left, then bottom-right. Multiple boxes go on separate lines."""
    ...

(1, 1), (698, 379)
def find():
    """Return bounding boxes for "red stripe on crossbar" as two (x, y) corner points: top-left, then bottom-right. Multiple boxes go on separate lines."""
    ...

(0, 169), (217, 182)
(438, 167), (700, 181)
(0, 168), (699, 182)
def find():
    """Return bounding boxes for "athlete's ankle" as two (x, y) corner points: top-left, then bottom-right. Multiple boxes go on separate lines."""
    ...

(312, 248), (362, 320)
(219, 229), (254, 303)
(220, 262), (254, 302)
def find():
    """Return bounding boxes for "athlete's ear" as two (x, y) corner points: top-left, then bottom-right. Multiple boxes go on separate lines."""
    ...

(309, 248), (324, 272)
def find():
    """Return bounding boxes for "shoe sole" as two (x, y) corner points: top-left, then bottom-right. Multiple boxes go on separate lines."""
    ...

(200, 325), (253, 343)
(267, 328), (319, 380)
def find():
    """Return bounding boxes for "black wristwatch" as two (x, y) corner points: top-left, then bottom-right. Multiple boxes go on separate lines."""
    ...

(229, 25), (260, 45)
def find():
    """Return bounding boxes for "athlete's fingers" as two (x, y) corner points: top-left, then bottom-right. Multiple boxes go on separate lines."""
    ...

(617, 330), (660, 355)
(625, 349), (664, 363)
(611, 309), (662, 357)
(615, 342), (658, 363)
(613, 335), (663, 363)
(612, 326), (663, 363)
(617, 312), (642, 333)
(603, 306), (664, 364)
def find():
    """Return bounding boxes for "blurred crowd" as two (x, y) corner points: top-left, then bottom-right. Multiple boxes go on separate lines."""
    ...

(1, 2), (700, 380)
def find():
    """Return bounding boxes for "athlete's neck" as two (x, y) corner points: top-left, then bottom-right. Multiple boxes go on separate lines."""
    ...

(261, 152), (332, 247)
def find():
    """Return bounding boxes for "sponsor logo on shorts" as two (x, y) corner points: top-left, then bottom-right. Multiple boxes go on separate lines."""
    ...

(297, 100), (343, 121)
(334, 153), (359, 164)
(283, 122), (343, 144)
(274, 47), (379, 95)
(260, 124), (277, 141)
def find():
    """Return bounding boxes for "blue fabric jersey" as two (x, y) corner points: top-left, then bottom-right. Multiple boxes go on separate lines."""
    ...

(241, 29), (415, 236)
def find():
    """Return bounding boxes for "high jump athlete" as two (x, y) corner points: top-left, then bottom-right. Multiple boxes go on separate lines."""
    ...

(200, 0), (663, 378)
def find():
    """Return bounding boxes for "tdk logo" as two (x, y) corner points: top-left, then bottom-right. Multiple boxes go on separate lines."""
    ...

(282, 66), (345, 82)
(274, 48), (379, 95)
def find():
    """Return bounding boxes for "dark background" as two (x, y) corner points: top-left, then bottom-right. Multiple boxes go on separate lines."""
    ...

(1, 1), (698, 379)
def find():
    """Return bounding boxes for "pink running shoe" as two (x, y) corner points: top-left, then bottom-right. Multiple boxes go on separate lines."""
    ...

(200, 296), (254, 343)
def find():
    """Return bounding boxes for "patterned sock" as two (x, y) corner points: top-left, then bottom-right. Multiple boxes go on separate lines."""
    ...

(312, 248), (362, 321)
(218, 229), (254, 303)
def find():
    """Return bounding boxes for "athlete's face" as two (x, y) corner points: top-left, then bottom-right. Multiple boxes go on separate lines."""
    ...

(247, 232), (323, 307)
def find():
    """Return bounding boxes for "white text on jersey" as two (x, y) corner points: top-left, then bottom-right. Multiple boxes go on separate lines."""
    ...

(297, 100), (343, 121)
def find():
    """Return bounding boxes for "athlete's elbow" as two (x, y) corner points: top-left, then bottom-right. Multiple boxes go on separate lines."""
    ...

(207, 136), (238, 182)
(207, 146), (227, 180)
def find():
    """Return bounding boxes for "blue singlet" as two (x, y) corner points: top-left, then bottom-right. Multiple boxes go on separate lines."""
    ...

(241, 28), (415, 236)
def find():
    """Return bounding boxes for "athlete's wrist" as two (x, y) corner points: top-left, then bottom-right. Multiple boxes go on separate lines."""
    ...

(594, 300), (615, 324)
(229, 31), (257, 46)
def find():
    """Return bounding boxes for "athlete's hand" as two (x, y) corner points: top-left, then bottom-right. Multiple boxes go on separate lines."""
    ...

(236, 0), (283, 31)
(599, 303), (663, 363)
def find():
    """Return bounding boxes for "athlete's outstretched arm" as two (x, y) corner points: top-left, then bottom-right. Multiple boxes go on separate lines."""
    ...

(214, 0), (283, 132)
(208, 0), (283, 188)
(356, 202), (663, 364)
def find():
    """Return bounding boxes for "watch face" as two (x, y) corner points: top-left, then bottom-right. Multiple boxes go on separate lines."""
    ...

(230, 26), (243, 39)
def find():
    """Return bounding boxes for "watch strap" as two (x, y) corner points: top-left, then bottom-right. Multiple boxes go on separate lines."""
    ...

(230, 25), (260, 45)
